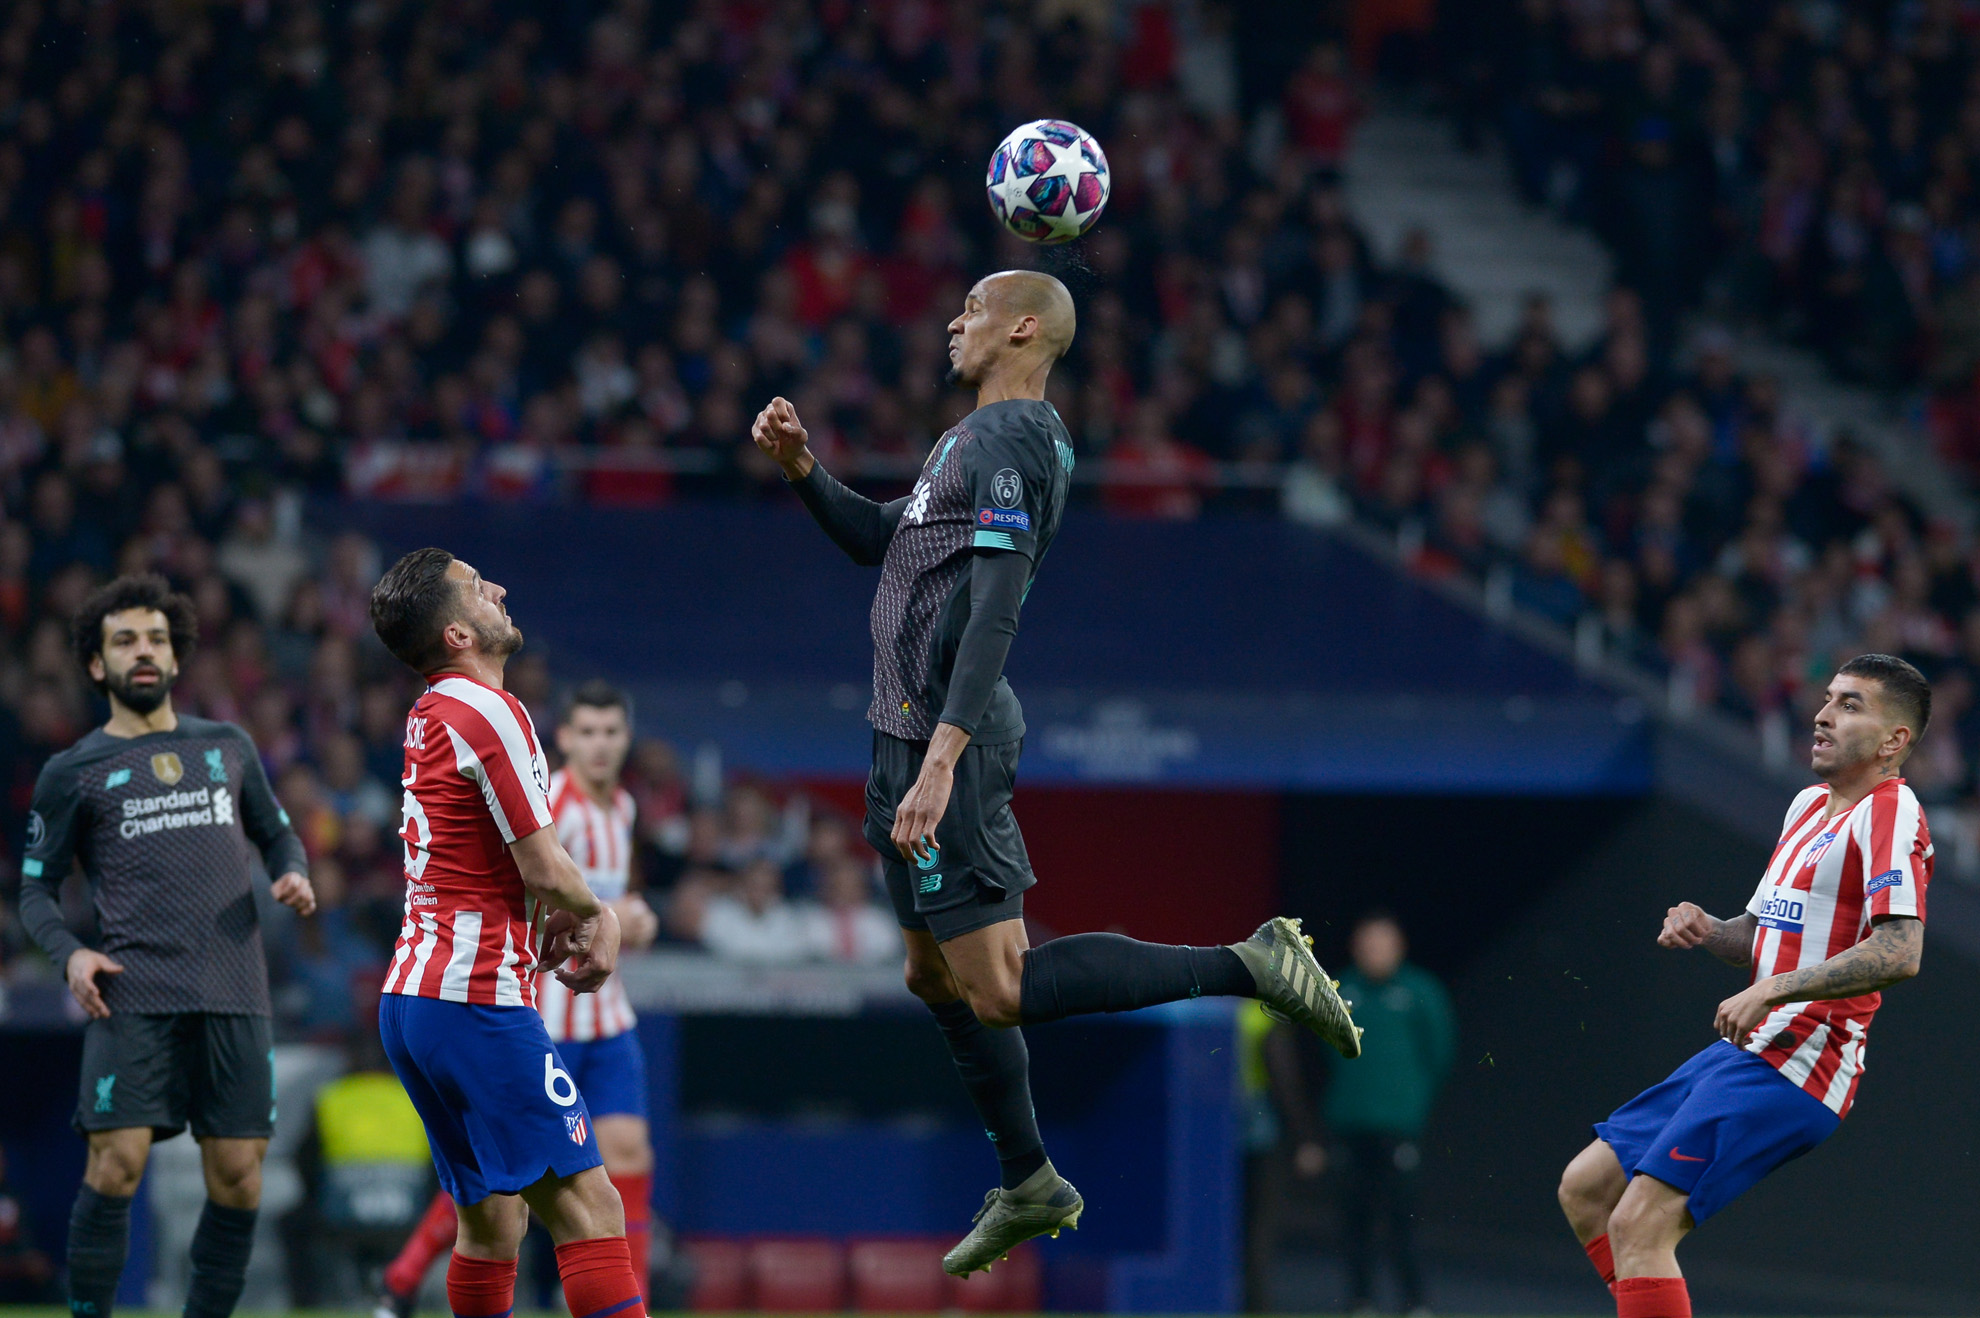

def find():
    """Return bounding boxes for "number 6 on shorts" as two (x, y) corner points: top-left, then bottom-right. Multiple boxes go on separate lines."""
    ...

(543, 1051), (577, 1106)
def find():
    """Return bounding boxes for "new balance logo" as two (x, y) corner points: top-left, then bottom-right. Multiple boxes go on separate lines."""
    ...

(918, 874), (943, 894)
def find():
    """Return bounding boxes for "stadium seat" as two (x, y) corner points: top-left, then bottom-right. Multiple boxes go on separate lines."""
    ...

(949, 1241), (1041, 1312)
(847, 1238), (948, 1311)
(749, 1237), (848, 1312)
(681, 1236), (747, 1312)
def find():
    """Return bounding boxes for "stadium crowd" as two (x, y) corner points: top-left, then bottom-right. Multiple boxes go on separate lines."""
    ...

(4, 0), (1980, 1005)
(1410, 0), (1980, 785)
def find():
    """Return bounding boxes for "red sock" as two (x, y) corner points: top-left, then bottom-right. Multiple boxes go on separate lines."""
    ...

(446, 1252), (516, 1318)
(1584, 1233), (1617, 1293)
(386, 1192), (459, 1298)
(608, 1173), (653, 1301)
(555, 1236), (647, 1318)
(1615, 1275), (1691, 1318)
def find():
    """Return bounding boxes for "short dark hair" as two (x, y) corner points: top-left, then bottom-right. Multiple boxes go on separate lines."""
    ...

(370, 548), (462, 673)
(563, 679), (630, 725)
(72, 574), (198, 688)
(1837, 653), (1932, 739)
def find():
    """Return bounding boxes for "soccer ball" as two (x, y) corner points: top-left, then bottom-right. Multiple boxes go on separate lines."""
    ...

(985, 119), (1110, 244)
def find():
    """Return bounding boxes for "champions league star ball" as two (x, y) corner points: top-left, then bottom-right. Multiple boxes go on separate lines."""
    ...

(985, 119), (1110, 244)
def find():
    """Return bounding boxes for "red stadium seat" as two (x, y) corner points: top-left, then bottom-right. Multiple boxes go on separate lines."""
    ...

(682, 1237), (747, 1312)
(847, 1238), (948, 1312)
(949, 1241), (1041, 1312)
(749, 1237), (848, 1312)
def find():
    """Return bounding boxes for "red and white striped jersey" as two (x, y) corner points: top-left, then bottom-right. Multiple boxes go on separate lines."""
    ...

(536, 770), (638, 1042)
(382, 676), (554, 1008)
(1743, 777), (1931, 1117)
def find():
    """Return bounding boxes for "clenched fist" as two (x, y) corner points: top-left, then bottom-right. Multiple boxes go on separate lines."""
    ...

(751, 397), (813, 479)
(1658, 901), (1716, 950)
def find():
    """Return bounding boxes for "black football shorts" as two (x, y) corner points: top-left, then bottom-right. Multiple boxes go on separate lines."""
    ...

(864, 730), (1035, 942)
(75, 1011), (276, 1140)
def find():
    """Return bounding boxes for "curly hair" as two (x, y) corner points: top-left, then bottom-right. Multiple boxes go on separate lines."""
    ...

(71, 574), (199, 689)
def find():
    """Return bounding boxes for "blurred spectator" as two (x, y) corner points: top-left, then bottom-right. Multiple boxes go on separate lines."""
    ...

(802, 858), (901, 965)
(283, 1027), (434, 1306)
(696, 861), (809, 963)
(1275, 914), (1453, 1316)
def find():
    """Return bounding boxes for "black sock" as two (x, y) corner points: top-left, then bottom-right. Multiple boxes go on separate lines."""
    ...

(67, 1186), (132, 1318)
(926, 998), (1049, 1189)
(1018, 934), (1254, 1024)
(182, 1202), (257, 1318)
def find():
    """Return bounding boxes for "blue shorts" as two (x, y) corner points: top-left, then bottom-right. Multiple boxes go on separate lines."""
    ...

(1595, 1040), (1839, 1223)
(556, 1030), (649, 1120)
(378, 995), (603, 1205)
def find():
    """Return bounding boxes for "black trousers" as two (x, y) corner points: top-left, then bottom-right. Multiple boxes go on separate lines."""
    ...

(1339, 1132), (1423, 1310)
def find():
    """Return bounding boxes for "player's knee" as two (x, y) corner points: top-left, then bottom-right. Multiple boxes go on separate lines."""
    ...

(85, 1146), (146, 1196)
(575, 1170), (627, 1238)
(902, 958), (957, 1004)
(205, 1152), (264, 1206)
(1557, 1159), (1602, 1215)
(1605, 1192), (1648, 1244)
(1606, 1181), (1681, 1251)
(965, 983), (1023, 1029)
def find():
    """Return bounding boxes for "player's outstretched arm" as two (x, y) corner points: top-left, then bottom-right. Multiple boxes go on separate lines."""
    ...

(1658, 902), (1757, 967)
(1715, 915), (1922, 1042)
(753, 396), (906, 565)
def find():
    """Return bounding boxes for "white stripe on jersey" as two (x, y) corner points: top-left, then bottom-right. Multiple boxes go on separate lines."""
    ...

(445, 722), (515, 842)
(495, 925), (524, 1007)
(1775, 1020), (1831, 1088)
(405, 914), (441, 995)
(1820, 1028), (1864, 1111)
(386, 917), (415, 992)
(432, 677), (552, 831)
(439, 910), (482, 1002)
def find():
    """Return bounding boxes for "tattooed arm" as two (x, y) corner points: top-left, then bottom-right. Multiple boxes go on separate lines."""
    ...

(1714, 916), (1923, 1043)
(1658, 902), (1759, 968)
(1767, 916), (1923, 1001)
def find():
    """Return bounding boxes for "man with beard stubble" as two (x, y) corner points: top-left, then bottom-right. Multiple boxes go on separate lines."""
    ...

(14, 574), (316, 1318)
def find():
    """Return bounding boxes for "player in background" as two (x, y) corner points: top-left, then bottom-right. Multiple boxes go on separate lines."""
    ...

(15, 575), (316, 1318)
(752, 271), (1362, 1276)
(369, 549), (647, 1318)
(377, 682), (659, 1315)
(1558, 654), (1932, 1318)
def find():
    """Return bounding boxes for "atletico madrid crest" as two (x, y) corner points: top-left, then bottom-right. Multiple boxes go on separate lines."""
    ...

(565, 1110), (588, 1145)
